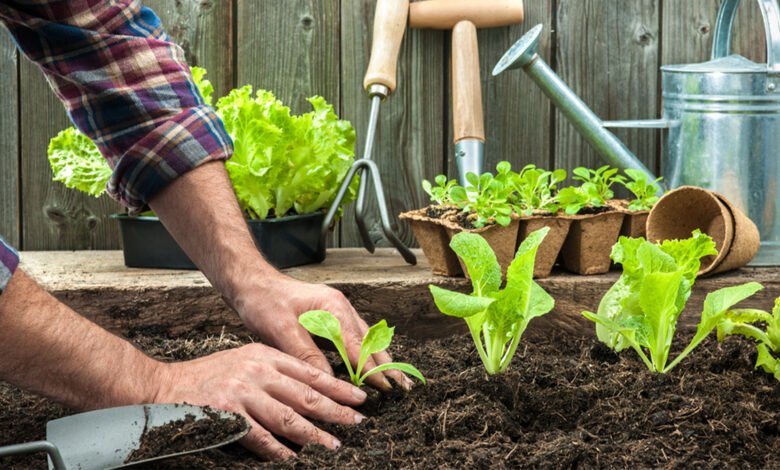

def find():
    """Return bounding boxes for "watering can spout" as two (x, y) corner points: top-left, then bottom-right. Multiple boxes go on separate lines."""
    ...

(493, 25), (662, 188)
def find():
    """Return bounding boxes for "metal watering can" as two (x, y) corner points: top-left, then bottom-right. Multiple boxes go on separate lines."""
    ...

(493, 0), (780, 265)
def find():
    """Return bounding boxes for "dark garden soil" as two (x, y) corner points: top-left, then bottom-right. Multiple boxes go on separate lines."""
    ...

(425, 204), (459, 221)
(575, 205), (611, 216)
(125, 407), (248, 463)
(2, 329), (780, 469)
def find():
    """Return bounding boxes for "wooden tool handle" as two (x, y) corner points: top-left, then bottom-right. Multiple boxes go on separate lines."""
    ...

(410, 0), (524, 29)
(452, 21), (485, 143)
(363, 0), (410, 94)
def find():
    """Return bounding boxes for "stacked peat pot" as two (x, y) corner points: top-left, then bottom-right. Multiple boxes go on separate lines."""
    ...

(402, 162), (663, 278)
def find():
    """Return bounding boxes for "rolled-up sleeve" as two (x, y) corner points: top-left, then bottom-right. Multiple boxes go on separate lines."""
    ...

(0, 0), (233, 213)
(0, 237), (19, 294)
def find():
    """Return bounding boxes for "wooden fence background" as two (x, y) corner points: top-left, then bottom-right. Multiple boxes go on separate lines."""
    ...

(0, 0), (768, 251)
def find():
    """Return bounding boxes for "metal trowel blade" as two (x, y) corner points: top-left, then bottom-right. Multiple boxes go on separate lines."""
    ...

(45, 404), (249, 470)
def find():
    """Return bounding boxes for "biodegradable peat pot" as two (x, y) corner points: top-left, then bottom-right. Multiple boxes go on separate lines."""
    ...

(646, 186), (759, 275)
(560, 210), (625, 275)
(113, 212), (326, 270)
(444, 218), (521, 277)
(516, 215), (572, 278)
(610, 199), (649, 238)
(400, 207), (462, 277)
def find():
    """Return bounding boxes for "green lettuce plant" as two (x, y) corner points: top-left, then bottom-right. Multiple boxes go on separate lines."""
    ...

(422, 174), (457, 206)
(449, 172), (513, 228)
(572, 165), (623, 201)
(557, 185), (603, 215)
(622, 169), (663, 211)
(47, 127), (111, 198)
(298, 310), (425, 387)
(217, 87), (357, 220)
(510, 164), (567, 216)
(429, 228), (555, 375)
(583, 232), (763, 373)
(716, 298), (780, 381)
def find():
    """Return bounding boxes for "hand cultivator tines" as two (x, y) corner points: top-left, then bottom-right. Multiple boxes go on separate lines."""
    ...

(322, 0), (416, 265)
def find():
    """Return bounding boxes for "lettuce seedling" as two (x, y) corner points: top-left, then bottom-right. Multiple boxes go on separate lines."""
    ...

(572, 165), (624, 201)
(557, 185), (604, 215)
(422, 174), (457, 206)
(510, 164), (567, 216)
(449, 172), (513, 228)
(583, 232), (763, 373)
(716, 298), (780, 381)
(622, 169), (663, 211)
(298, 310), (426, 387)
(429, 228), (555, 375)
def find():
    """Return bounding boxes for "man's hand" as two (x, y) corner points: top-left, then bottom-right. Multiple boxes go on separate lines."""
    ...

(155, 342), (367, 460)
(234, 275), (414, 391)
(149, 162), (413, 391)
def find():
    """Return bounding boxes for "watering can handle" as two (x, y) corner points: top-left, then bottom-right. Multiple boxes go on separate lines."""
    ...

(712, 0), (780, 74)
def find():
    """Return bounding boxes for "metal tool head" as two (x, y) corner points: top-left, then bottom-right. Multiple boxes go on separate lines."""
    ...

(492, 23), (544, 76)
(45, 404), (249, 470)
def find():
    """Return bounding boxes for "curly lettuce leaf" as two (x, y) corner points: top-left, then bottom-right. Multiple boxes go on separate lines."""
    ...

(191, 66), (214, 106)
(217, 87), (357, 220)
(47, 127), (111, 197)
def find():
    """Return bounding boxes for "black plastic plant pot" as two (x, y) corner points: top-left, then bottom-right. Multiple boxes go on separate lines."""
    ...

(112, 212), (326, 270)
(111, 214), (197, 270)
(246, 212), (326, 269)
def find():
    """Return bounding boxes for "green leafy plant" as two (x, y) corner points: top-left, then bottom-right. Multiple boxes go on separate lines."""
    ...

(572, 165), (623, 201)
(510, 164), (567, 216)
(449, 172), (513, 228)
(583, 232), (763, 373)
(217, 86), (357, 220)
(48, 127), (111, 198)
(622, 169), (663, 211)
(422, 174), (457, 206)
(298, 310), (425, 387)
(191, 66), (214, 106)
(429, 228), (555, 374)
(557, 185), (603, 215)
(716, 298), (780, 381)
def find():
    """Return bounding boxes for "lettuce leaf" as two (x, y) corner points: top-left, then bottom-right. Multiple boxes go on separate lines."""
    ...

(47, 127), (111, 197)
(216, 87), (357, 220)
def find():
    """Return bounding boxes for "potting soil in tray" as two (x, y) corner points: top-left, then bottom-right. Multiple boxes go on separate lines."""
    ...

(2, 330), (780, 469)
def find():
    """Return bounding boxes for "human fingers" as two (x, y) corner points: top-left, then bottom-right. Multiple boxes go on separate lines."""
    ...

(248, 394), (341, 450)
(270, 320), (334, 376)
(265, 373), (365, 425)
(239, 415), (295, 461)
(273, 353), (367, 407)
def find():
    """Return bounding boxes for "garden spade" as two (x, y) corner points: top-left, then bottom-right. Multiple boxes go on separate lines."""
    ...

(0, 404), (249, 470)
(321, 0), (417, 265)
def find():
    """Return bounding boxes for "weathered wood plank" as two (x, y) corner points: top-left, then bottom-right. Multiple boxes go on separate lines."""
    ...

(662, 0), (766, 67)
(20, 249), (780, 342)
(236, 0), (342, 247)
(144, 0), (235, 100)
(447, 2), (555, 180)
(555, 0), (660, 177)
(19, 60), (121, 250)
(0, 33), (19, 247)
(340, 0), (446, 249)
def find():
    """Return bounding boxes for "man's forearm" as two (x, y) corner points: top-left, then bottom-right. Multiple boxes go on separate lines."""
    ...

(0, 270), (162, 410)
(148, 161), (277, 309)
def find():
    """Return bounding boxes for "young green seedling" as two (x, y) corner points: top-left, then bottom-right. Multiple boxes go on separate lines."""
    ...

(621, 169), (663, 211)
(572, 165), (624, 201)
(429, 228), (555, 375)
(557, 184), (604, 215)
(449, 172), (513, 228)
(298, 310), (426, 387)
(422, 174), (458, 206)
(583, 232), (763, 373)
(717, 298), (780, 381)
(510, 165), (567, 216)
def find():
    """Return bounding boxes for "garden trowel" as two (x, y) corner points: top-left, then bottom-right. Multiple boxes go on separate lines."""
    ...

(0, 404), (249, 470)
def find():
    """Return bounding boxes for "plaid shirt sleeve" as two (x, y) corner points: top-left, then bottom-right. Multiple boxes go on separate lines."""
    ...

(0, 0), (233, 213)
(0, 237), (19, 293)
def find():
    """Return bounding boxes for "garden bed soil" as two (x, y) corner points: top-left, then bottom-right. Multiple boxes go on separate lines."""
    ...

(2, 328), (779, 469)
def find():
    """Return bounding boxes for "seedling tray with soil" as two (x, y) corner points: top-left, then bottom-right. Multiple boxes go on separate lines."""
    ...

(2, 330), (779, 469)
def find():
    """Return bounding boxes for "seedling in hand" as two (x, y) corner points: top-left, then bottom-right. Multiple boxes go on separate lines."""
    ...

(298, 310), (426, 387)
(429, 228), (555, 375)
(621, 169), (663, 211)
(583, 232), (763, 373)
